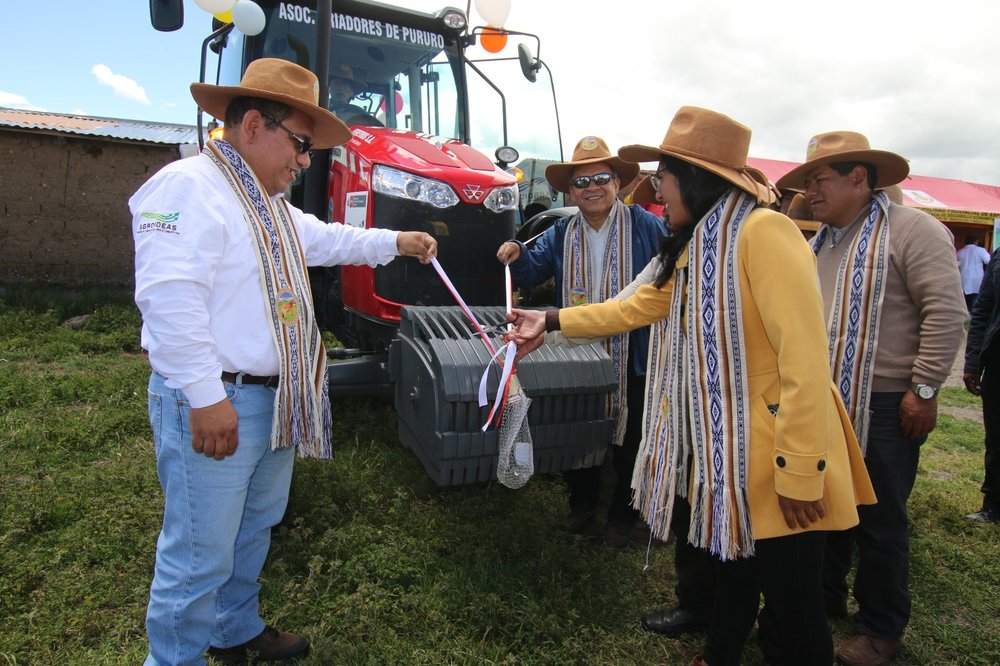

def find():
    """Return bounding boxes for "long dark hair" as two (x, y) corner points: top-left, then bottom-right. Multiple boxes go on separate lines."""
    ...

(654, 156), (732, 287)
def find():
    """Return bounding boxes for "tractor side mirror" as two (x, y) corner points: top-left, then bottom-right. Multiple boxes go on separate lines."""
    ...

(517, 43), (540, 83)
(149, 0), (184, 32)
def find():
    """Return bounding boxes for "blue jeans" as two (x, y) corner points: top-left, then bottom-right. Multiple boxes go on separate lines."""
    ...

(144, 372), (295, 666)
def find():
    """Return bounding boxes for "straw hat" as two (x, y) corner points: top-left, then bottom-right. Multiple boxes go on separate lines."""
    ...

(330, 63), (366, 96)
(191, 58), (352, 148)
(775, 131), (909, 191)
(618, 106), (771, 204)
(545, 136), (640, 194)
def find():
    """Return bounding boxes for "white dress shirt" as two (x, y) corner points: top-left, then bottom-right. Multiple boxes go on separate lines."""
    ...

(582, 211), (613, 283)
(131, 153), (400, 408)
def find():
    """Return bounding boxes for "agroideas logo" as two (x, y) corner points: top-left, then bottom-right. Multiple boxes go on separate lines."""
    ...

(137, 211), (181, 235)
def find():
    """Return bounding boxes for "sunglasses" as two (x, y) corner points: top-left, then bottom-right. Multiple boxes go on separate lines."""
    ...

(261, 113), (314, 157)
(570, 172), (614, 189)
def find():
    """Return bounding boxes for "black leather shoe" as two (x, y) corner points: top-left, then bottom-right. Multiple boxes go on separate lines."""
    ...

(641, 606), (709, 636)
(604, 523), (634, 550)
(208, 626), (310, 664)
(562, 510), (595, 534)
(966, 507), (1000, 523)
(825, 596), (849, 619)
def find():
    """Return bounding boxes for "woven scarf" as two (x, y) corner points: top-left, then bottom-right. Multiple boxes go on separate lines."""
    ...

(632, 188), (756, 560)
(204, 139), (332, 458)
(562, 200), (633, 446)
(811, 191), (891, 452)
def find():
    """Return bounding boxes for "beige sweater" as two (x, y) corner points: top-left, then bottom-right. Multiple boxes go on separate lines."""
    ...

(815, 202), (966, 392)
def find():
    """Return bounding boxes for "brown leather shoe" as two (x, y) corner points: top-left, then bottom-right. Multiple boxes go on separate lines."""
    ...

(835, 633), (901, 666)
(207, 625), (310, 664)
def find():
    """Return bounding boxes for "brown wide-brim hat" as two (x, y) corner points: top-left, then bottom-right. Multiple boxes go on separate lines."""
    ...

(785, 193), (813, 221)
(191, 58), (352, 149)
(618, 106), (771, 205)
(330, 62), (366, 96)
(545, 136), (640, 194)
(775, 131), (910, 191)
(629, 175), (659, 205)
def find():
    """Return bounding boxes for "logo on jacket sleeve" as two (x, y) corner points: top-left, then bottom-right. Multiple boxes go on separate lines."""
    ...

(137, 211), (181, 235)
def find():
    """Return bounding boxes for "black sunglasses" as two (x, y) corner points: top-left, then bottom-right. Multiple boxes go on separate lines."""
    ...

(261, 113), (314, 157)
(570, 172), (615, 189)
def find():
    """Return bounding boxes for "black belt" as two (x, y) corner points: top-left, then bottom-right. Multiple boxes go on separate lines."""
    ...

(221, 371), (279, 388)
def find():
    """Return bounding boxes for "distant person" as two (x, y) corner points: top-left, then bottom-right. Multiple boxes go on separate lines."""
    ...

(328, 63), (381, 126)
(777, 130), (966, 666)
(958, 235), (991, 311)
(496, 135), (665, 549)
(130, 58), (436, 665)
(963, 248), (1000, 523)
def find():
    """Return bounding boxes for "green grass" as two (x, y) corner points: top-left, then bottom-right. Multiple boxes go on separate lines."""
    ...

(1, 296), (998, 665)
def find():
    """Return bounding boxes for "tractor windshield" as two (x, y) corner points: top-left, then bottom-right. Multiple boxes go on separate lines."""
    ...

(229, 2), (465, 139)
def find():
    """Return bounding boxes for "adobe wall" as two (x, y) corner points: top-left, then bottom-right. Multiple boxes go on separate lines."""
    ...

(0, 131), (181, 287)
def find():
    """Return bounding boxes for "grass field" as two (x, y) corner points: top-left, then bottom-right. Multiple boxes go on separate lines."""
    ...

(1, 295), (998, 665)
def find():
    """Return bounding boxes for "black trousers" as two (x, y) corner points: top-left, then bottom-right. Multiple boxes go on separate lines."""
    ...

(705, 531), (832, 666)
(671, 495), (716, 615)
(980, 345), (1000, 512)
(824, 392), (924, 641)
(564, 370), (644, 527)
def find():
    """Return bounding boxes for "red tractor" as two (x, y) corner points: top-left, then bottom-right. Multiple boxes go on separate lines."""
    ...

(150, 0), (614, 485)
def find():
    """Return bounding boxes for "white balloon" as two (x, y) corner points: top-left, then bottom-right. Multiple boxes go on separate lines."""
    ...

(474, 0), (511, 28)
(194, 0), (236, 14)
(232, 0), (266, 36)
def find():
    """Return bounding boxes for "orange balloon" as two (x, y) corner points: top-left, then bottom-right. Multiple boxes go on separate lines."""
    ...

(480, 28), (508, 53)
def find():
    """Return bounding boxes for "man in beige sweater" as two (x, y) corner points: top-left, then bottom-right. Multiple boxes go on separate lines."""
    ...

(776, 132), (966, 666)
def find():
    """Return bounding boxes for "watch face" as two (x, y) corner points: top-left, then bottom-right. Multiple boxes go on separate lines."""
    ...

(918, 385), (935, 399)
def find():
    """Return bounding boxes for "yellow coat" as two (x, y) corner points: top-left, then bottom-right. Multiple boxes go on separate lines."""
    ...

(559, 208), (876, 540)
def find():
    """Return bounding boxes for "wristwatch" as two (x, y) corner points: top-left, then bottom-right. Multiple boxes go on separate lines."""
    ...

(911, 383), (939, 400)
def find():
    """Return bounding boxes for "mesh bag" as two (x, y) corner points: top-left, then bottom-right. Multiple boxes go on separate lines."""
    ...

(496, 375), (534, 489)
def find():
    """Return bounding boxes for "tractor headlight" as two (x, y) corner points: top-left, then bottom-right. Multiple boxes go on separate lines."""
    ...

(372, 165), (459, 209)
(441, 9), (466, 30)
(483, 184), (519, 213)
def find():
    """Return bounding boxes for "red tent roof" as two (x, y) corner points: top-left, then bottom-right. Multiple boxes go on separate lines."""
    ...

(748, 157), (1000, 225)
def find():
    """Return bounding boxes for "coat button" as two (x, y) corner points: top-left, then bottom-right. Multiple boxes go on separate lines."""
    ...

(817, 459), (826, 471)
(776, 456), (786, 468)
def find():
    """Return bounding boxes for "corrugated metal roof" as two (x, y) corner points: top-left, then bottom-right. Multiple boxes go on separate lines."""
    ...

(0, 107), (199, 145)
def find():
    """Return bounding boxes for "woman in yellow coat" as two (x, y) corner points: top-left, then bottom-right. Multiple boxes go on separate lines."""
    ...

(509, 107), (875, 666)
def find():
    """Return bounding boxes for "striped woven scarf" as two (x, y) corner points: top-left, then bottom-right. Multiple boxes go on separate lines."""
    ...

(204, 139), (332, 458)
(562, 200), (633, 446)
(632, 188), (756, 560)
(811, 191), (891, 452)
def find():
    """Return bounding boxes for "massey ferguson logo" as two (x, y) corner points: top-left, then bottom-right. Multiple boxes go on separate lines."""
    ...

(463, 184), (484, 200)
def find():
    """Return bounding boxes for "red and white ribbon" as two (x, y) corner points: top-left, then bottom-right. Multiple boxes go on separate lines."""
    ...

(430, 258), (516, 430)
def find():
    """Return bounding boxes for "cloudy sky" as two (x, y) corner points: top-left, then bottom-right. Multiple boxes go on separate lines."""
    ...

(3, 0), (998, 184)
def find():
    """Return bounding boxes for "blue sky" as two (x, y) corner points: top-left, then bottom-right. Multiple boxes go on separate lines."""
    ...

(4, 0), (1000, 185)
(1, 1), (212, 125)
